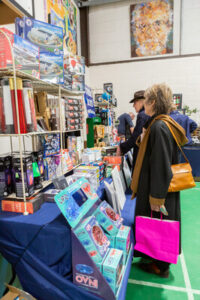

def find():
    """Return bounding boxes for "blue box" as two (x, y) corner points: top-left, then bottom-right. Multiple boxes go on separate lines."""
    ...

(103, 248), (123, 294)
(115, 225), (131, 265)
(74, 216), (110, 263)
(23, 17), (63, 55)
(40, 51), (64, 84)
(94, 200), (123, 236)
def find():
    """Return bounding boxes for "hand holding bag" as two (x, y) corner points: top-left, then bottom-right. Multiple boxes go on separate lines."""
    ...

(134, 213), (180, 264)
(163, 121), (196, 193)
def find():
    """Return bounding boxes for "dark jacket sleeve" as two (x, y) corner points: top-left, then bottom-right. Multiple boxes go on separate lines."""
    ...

(189, 118), (197, 133)
(149, 121), (173, 206)
(120, 112), (148, 154)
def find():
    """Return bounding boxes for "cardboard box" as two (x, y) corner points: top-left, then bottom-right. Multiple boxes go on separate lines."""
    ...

(103, 248), (123, 294)
(115, 225), (131, 264)
(0, 28), (39, 78)
(94, 200), (123, 236)
(43, 189), (60, 203)
(1, 284), (36, 300)
(40, 52), (64, 84)
(23, 17), (63, 54)
(74, 216), (110, 263)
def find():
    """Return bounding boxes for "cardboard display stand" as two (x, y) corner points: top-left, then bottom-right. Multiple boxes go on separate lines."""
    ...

(55, 178), (133, 300)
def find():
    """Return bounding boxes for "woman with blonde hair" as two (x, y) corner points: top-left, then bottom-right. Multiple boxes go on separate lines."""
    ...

(131, 83), (188, 277)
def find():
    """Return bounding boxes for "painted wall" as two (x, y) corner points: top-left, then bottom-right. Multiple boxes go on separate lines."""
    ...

(87, 0), (200, 123)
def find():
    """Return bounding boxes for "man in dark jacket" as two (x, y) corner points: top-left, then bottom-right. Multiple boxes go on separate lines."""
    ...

(117, 112), (135, 139)
(116, 90), (150, 171)
(170, 108), (197, 145)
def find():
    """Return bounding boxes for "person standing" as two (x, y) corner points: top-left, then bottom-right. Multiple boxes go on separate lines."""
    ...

(117, 112), (135, 139)
(131, 83), (188, 277)
(170, 106), (197, 145)
(116, 90), (150, 171)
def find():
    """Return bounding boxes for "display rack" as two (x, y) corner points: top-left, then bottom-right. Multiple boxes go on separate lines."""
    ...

(0, 29), (85, 213)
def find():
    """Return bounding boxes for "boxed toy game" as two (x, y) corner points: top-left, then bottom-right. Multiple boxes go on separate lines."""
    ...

(103, 248), (123, 294)
(54, 177), (99, 228)
(105, 233), (115, 248)
(40, 51), (64, 84)
(74, 216), (110, 263)
(115, 225), (131, 265)
(0, 28), (40, 78)
(23, 17), (63, 55)
(94, 200), (123, 236)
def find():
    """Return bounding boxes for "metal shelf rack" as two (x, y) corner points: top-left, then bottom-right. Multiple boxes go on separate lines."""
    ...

(0, 29), (85, 214)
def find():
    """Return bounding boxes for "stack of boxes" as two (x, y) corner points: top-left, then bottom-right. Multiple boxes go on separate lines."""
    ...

(64, 55), (85, 91)
(74, 165), (99, 190)
(64, 97), (84, 131)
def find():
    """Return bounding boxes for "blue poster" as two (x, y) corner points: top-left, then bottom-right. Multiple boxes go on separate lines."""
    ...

(84, 85), (95, 118)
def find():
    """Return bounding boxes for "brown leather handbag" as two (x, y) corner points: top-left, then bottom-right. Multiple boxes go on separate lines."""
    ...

(164, 122), (196, 193)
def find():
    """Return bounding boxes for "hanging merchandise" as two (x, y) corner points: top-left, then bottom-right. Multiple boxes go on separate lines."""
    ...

(0, 78), (14, 133)
(23, 80), (37, 132)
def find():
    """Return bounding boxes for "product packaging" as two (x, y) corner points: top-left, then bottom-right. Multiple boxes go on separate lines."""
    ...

(94, 200), (123, 236)
(102, 248), (123, 294)
(23, 80), (37, 132)
(0, 78), (15, 133)
(43, 134), (60, 157)
(23, 17), (63, 55)
(0, 28), (40, 78)
(75, 216), (110, 263)
(115, 225), (131, 264)
(12, 154), (34, 197)
(0, 154), (12, 196)
(43, 189), (60, 203)
(2, 193), (43, 214)
(40, 51), (64, 84)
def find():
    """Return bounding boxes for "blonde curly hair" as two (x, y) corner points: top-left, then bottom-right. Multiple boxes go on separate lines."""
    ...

(144, 83), (173, 115)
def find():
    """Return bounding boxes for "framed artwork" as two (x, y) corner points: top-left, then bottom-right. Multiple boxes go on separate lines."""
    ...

(130, 0), (174, 57)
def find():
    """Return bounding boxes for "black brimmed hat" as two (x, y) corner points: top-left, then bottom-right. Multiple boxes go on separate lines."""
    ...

(129, 90), (145, 103)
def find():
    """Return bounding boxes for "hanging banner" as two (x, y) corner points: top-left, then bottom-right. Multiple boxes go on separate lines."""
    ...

(84, 85), (96, 118)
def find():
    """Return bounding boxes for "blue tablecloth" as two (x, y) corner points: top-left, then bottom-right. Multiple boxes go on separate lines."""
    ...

(181, 145), (200, 177)
(0, 181), (136, 300)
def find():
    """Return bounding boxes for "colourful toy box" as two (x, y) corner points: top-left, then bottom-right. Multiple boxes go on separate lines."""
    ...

(40, 51), (64, 84)
(103, 248), (123, 294)
(0, 28), (40, 78)
(105, 233), (115, 248)
(54, 177), (99, 228)
(75, 216), (110, 263)
(94, 200), (123, 236)
(23, 17), (63, 55)
(115, 225), (131, 265)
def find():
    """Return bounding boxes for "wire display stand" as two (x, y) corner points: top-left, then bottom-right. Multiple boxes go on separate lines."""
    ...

(0, 29), (84, 214)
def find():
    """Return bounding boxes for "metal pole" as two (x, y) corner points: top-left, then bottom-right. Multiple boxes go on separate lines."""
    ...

(59, 86), (64, 175)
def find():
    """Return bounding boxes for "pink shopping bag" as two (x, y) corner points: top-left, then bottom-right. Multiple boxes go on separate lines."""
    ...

(134, 215), (179, 264)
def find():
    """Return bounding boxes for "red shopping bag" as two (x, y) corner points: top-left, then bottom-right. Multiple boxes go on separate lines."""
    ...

(134, 214), (179, 264)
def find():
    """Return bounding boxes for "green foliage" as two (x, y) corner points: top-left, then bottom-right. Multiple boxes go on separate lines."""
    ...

(183, 105), (198, 116)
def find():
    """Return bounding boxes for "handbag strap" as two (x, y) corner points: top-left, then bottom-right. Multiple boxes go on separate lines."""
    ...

(151, 211), (163, 220)
(162, 121), (189, 163)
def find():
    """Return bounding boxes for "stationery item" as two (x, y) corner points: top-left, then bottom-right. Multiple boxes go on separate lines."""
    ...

(135, 214), (180, 264)
(111, 167), (126, 210)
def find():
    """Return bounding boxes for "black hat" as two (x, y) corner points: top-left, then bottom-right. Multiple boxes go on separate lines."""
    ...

(129, 90), (145, 103)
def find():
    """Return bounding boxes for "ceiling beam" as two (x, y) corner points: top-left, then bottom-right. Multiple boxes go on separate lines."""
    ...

(78, 0), (122, 8)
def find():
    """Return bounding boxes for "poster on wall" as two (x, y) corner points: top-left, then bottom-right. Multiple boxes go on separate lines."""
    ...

(130, 0), (174, 57)
(44, 0), (77, 55)
(64, 0), (78, 55)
